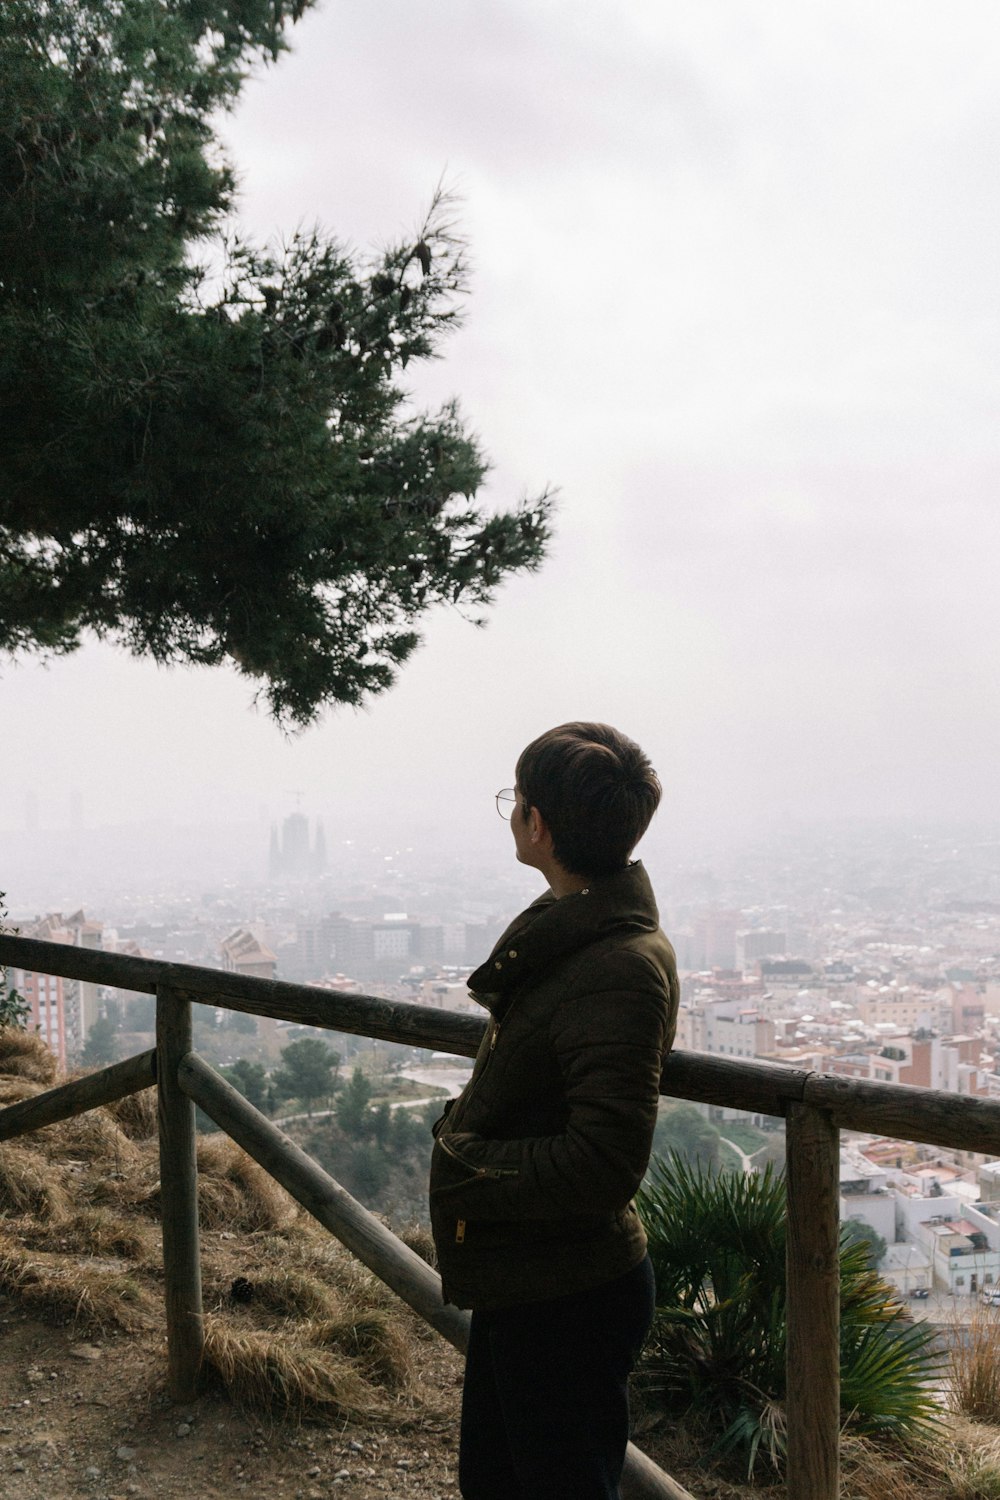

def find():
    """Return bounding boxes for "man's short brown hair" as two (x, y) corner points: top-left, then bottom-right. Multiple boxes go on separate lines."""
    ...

(515, 722), (661, 878)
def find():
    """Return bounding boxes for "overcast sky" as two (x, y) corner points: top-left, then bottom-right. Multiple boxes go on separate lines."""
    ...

(3, 1), (1000, 872)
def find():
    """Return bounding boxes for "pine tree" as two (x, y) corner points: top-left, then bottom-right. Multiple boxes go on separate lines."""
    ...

(0, 1), (552, 726)
(81, 1015), (120, 1067)
(272, 1036), (339, 1114)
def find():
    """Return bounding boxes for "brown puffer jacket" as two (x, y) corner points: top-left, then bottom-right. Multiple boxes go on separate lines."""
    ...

(429, 861), (678, 1311)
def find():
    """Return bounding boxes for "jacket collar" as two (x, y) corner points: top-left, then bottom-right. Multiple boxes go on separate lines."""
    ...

(468, 860), (660, 1008)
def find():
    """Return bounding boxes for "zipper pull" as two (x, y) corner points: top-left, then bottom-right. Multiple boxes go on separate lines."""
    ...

(456, 1219), (466, 1244)
(490, 1023), (499, 1052)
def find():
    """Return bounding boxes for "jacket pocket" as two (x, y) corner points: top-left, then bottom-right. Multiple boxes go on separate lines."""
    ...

(434, 1133), (520, 1183)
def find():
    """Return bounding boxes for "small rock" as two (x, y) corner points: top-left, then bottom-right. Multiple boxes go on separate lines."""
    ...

(176, 1423), (192, 1438)
(84, 1465), (102, 1479)
(397, 1459), (411, 1469)
(70, 1346), (102, 1363)
(116, 1445), (137, 1461)
(334, 1470), (351, 1480)
(11, 1463), (25, 1473)
(25, 1368), (44, 1386)
(307, 1466), (321, 1477)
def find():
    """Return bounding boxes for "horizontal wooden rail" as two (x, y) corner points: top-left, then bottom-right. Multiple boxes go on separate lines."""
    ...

(179, 1050), (693, 1500)
(0, 933), (483, 1058)
(5, 935), (1000, 1152)
(0, 1048), (156, 1142)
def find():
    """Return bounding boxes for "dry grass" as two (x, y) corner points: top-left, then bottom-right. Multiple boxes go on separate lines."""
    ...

(398, 1221), (437, 1267)
(946, 1449), (1000, 1500)
(194, 1137), (296, 1232)
(0, 1233), (153, 1334)
(202, 1318), (391, 1423)
(0, 1075), (43, 1106)
(26, 1207), (153, 1260)
(950, 1307), (1000, 1423)
(840, 1434), (945, 1500)
(121, 1136), (297, 1232)
(0, 1046), (431, 1429)
(33, 1108), (141, 1171)
(305, 1310), (414, 1392)
(103, 1086), (158, 1140)
(0, 1141), (70, 1220)
(0, 1028), (57, 1084)
(239, 1268), (343, 1321)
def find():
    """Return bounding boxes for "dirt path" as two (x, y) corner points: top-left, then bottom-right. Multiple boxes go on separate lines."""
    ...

(0, 1311), (465, 1500)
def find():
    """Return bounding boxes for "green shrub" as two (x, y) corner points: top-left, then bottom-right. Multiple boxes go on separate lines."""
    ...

(636, 1153), (943, 1478)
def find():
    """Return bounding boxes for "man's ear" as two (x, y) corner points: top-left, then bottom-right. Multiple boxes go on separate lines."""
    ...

(527, 806), (555, 853)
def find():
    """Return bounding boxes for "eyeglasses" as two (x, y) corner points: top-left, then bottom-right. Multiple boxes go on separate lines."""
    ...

(495, 788), (517, 820)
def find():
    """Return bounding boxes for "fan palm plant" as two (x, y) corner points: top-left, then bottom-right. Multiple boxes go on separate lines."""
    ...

(636, 1153), (943, 1478)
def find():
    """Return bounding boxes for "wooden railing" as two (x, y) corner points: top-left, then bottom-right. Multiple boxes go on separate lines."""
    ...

(3, 935), (1000, 1500)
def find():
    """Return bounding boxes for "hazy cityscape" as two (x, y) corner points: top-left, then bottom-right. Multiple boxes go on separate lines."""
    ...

(6, 809), (1000, 1303)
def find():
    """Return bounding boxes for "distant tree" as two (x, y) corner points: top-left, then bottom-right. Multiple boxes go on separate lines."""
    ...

(350, 1142), (390, 1200)
(220, 1008), (258, 1037)
(272, 1037), (339, 1114)
(389, 1106), (422, 1155)
(0, 891), (28, 1029)
(124, 993), (156, 1031)
(0, 0), (552, 726)
(81, 1016), (119, 1067)
(336, 1066), (374, 1138)
(221, 1058), (270, 1113)
(841, 1218), (887, 1269)
(371, 1099), (392, 1149)
(650, 1102), (722, 1173)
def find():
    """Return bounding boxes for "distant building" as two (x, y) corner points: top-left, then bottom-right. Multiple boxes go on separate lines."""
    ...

(10, 954), (68, 1068)
(220, 929), (277, 982)
(736, 929), (786, 968)
(690, 909), (739, 970)
(267, 814), (327, 881)
(840, 1145), (895, 1249)
(854, 985), (936, 1032)
(9, 910), (104, 1060)
(281, 813), (310, 880)
(757, 959), (814, 989)
(312, 820), (328, 877)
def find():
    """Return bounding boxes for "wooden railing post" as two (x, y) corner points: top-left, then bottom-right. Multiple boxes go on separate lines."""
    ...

(785, 1101), (840, 1500)
(156, 984), (204, 1401)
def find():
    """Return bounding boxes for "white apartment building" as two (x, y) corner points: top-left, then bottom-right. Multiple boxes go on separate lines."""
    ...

(840, 1147), (896, 1248)
(683, 997), (776, 1060)
(895, 1192), (1000, 1296)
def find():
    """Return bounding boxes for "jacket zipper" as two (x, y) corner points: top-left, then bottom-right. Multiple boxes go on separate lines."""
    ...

(441, 994), (518, 1252)
(436, 1134), (519, 1179)
(452, 1002), (511, 1122)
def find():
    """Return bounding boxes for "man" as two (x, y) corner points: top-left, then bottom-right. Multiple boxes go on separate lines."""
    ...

(429, 722), (679, 1500)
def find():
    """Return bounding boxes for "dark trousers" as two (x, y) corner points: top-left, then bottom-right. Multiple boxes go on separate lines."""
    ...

(458, 1254), (656, 1500)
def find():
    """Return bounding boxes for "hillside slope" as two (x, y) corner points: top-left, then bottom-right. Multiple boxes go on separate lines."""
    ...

(3, 1030), (1000, 1500)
